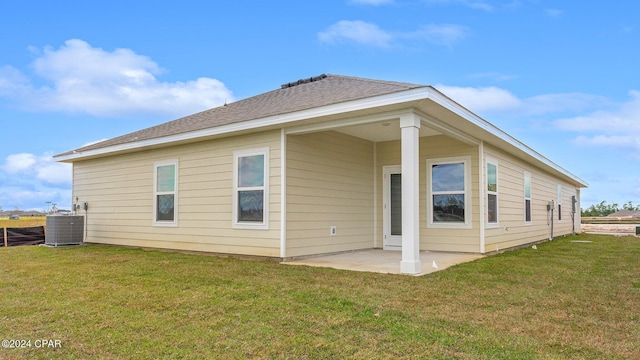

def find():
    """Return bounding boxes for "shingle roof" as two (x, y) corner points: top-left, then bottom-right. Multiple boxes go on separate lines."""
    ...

(58, 74), (425, 156)
(607, 209), (640, 218)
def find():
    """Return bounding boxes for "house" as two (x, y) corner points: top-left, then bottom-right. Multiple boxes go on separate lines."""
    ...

(54, 74), (587, 274)
(606, 210), (640, 219)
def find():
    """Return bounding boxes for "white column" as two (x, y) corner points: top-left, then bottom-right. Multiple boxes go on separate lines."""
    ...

(400, 113), (421, 274)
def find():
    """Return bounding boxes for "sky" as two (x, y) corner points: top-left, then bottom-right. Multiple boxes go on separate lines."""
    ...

(0, 0), (639, 212)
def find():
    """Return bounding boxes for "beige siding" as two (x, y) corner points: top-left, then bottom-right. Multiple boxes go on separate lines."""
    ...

(72, 131), (282, 257)
(376, 135), (481, 253)
(482, 144), (580, 252)
(286, 131), (374, 257)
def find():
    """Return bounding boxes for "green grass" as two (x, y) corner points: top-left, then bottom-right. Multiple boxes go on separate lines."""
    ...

(1, 234), (638, 359)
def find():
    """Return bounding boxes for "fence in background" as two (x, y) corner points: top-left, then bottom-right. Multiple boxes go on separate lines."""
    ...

(1, 226), (46, 246)
(581, 217), (640, 224)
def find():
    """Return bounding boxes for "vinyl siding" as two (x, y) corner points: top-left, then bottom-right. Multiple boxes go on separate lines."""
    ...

(286, 131), (374, 257)
(376, 135), (480, 253)
(72, 130), (282, 257)
(482, 143), (580, 252)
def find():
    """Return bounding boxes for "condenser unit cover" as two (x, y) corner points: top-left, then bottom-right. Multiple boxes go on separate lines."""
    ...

(45, 215), (84, 246)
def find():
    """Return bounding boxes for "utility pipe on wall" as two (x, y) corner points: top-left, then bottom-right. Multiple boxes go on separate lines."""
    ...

(547, 200), (555, 240)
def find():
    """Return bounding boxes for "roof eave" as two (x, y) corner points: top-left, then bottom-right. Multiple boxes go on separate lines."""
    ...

(426, 88), (588, 188)
(54, 84), (588, 189)
(54, 87), (433, 162)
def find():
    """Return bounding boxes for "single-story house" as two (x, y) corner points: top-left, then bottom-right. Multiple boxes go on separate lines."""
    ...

(55, 74), (587, 274)
(606, 210), (640, 219)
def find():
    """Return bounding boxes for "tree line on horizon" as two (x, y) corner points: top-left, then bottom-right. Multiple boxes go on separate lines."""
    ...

(581, 201), (640, 217)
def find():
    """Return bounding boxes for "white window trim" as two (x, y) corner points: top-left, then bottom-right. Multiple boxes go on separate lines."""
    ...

(486, 156), (499, 228)
(233, 147), (270, 230)
(427, 156), (472, 229)
(524, 170), (532, 225)
(153, 159), (178, 227)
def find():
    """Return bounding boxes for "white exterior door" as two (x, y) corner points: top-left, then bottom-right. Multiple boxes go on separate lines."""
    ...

(383, 165), (402, 250)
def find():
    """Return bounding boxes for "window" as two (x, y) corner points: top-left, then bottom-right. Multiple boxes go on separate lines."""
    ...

(233, 147), (269, 229)
(427, 157), (471, 228)
(524, 171), (532, 223)
(487, 159), (498, 225)
(557, 185), (562, 222)
(154, 160), (178, 226)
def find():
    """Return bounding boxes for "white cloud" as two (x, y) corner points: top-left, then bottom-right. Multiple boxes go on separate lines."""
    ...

(438, 83), (640, 158)
(0, 39), (234, 117)
(545, 8), (563, 18)
(3, 152), (71, 185)
(0, 185), (70, 212)
(555, 90), (640, 133)
(555, 90), (640, 156)
(0, 152), (72, 211)
(435, 85), (522, 113)
(4, 153), (37, 173)
(573, 135), (639, 148)
(318, 20), (393, 48)
(435, 84), (609, 116)
(521, 93), (609, 115)
(319, 21), (468, 48)
(408, 24), (469, 47)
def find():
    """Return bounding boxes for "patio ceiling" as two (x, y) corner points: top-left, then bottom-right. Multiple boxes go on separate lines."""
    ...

(335, 119), (441, 142)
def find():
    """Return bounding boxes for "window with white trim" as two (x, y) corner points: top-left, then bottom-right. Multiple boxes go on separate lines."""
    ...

(487, 159), (498, 226)
(154, 160), (178, 226)
(233, 147), (269, 229)
(427, 156), (471, 228)
(524, 171), (532, 223)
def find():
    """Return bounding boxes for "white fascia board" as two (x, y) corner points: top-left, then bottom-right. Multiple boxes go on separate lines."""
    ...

(416, 110), (480, 146)
(54, 87), (433, 163)
(285, 109), (416, 135)
(427, 89), (588, 188)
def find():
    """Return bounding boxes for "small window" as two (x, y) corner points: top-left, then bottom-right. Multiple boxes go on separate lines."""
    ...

(524, 171), (532, 223)
(233, 148), (269, 229)
(154, 160), (178, 226)
(557, 185), (562, 222)
(427, 157), (471, 228)
(487, 159), (498, 225)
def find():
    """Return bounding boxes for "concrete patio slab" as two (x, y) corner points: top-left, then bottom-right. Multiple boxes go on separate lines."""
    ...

(282, 249), (484, 276)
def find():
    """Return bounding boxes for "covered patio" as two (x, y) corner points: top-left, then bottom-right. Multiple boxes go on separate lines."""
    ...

(285, 107), (482, 275)
(282, 249), (484, 276)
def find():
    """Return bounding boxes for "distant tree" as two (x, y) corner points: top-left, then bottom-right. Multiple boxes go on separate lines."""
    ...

(622, 201), (640, 211)
(581, 201), (619, 217)
(582, 200), (640, 216)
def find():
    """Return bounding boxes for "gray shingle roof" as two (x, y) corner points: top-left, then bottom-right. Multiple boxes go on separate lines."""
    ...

(58, 74), (425, 156)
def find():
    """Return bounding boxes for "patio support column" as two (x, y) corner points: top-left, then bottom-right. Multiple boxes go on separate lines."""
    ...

(400, 113), (421, 274)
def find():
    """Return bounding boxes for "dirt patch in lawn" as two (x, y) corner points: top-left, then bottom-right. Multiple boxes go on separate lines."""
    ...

(581, 223), (639, 234)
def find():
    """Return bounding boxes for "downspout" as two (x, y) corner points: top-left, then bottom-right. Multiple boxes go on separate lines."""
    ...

(280, 128), (287, 258)
(478, 141), (486, 253)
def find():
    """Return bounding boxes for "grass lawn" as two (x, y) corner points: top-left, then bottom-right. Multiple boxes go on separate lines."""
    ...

(1, 234), (638, 359)
(0, 216), (46, 229)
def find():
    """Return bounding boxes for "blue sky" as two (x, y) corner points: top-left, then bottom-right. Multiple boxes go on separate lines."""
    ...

(1, 0), (639, 212)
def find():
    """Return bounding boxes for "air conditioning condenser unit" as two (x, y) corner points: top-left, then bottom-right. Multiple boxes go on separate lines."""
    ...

(45, 215), (84, 246)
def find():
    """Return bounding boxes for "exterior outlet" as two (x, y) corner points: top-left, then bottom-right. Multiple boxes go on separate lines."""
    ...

(330, 226), (337, 236)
